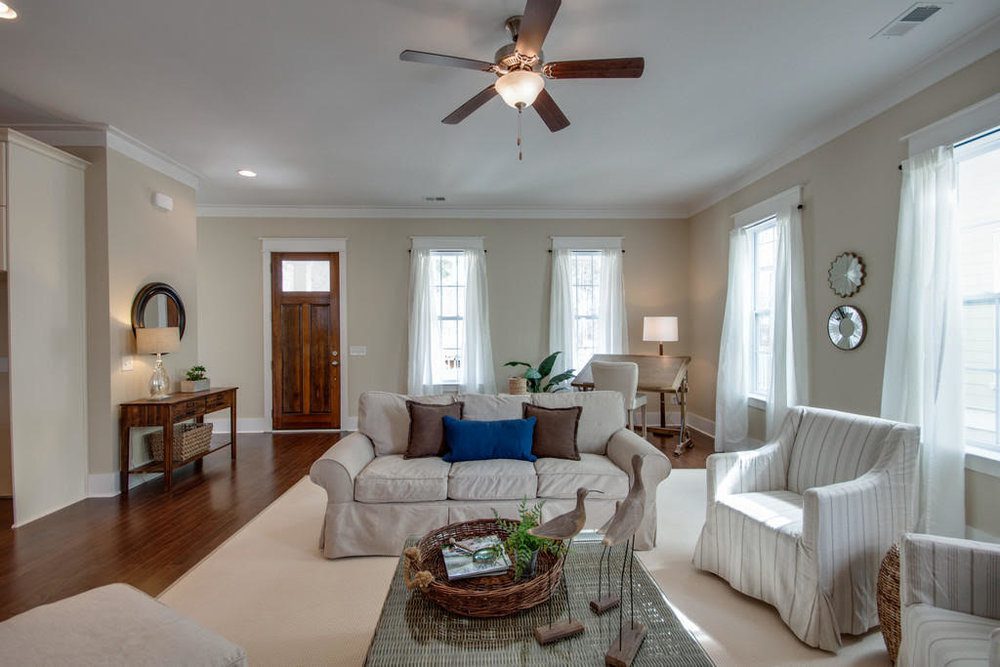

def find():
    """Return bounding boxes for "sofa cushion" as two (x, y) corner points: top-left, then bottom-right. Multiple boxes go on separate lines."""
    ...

(448, 459), (538, 500)
(900, 603), (999, 667)
(355, 455), (451, 503)
(442, 416), (537, 463)
(458, 393), (532, 421)
(359, 391), (454, 456)
(0, 583), (247, 667)
(524, 403), (581, 460)
(535, 453), (629, 499)
(532, 390), (625, 454)
(405, 400), (464, 459)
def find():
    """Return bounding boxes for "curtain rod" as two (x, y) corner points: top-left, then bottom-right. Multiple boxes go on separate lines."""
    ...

(408, 249), (488, 253)
(548, 249), (627, 253)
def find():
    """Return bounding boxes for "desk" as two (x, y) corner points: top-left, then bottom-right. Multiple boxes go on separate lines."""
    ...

(119, 387), (238, 494)
(572, 355), (692, 456)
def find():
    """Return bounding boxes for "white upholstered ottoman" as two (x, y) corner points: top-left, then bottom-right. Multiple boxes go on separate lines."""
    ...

(0, 584), (247, 666)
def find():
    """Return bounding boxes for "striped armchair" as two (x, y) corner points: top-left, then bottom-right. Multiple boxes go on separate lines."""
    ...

(693, 406), (919, 651)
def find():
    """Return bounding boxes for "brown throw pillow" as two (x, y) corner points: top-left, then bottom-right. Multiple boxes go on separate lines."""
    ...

(523, 403), (582, 460)
(405, 400), (464, 459)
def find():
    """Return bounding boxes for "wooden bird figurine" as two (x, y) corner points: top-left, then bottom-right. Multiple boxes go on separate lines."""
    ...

(528, 487), (600, 542)
(602, 454), (646, 547)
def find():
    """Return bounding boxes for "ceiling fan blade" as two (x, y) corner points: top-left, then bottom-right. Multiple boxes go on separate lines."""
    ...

(442, 85), (499, 124)
(400, 50), (495, 72)
(532, 88), (570, 132)
(543, 57), (645, 79)
(516, 0), (561, 59)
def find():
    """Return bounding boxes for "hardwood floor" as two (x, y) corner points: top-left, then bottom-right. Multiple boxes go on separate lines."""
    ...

(0, 432), (341, 621)
(0, 426), (714, 622)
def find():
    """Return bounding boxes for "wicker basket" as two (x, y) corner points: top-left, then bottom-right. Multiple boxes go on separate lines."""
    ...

(507, 377), (528, 395)
(147, 423), (213, 462)
(402, 519), (564, 618)
(877, 542), (902, 662)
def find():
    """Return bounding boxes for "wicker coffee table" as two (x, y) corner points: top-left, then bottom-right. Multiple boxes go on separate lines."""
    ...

(364, 532), (715, 666)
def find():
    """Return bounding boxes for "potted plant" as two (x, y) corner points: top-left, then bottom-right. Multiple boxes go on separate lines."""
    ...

(495, 500), (566, 580)
(180, 365), (210, 393)
(503, 351), (575, 394)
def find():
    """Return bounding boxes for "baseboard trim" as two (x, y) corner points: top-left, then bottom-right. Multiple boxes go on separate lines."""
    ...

(205, 417), (271, 433)
(640, 409), (715, 438)
(87, 472), (163, 498)
(11, 493), (88, 528)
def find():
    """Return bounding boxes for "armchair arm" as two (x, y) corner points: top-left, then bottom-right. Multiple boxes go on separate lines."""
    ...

(308, 431), (375, 504)
(705, 442), (786, 503)
(900, 533), (1000, 620)
(606, 428), (671, 492)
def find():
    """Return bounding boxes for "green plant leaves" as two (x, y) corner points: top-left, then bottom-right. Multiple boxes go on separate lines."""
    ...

(537, 352), (561, 378)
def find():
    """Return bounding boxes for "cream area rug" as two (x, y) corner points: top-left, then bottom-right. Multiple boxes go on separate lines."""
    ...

(159, 470), (889, 666)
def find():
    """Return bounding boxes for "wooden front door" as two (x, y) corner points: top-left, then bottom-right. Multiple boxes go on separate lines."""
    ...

(270, 252), (340, 429)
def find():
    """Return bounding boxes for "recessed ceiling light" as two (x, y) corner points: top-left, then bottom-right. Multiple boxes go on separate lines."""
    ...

(0, 2), (18, 20)
(236, 169), (257, 178)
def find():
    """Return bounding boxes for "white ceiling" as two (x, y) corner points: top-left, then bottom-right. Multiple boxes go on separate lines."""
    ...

(0, 0), (998, 216)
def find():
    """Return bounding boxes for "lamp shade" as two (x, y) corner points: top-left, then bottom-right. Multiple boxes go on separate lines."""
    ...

(643, 316), (678, 343)
(495, 70), (545, 108)
(135, 326), (180, 355)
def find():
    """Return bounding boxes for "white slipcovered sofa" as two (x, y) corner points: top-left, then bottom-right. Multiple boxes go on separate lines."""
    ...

(309, 390), (671, 559)
(899, 533), (1000, 667)
(693, 406), (919, 651)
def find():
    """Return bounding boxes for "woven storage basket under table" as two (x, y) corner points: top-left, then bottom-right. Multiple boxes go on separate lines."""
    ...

(146, 423), (213, 462)
(877, 542), (902, 662)
(403, 519), (564, 618)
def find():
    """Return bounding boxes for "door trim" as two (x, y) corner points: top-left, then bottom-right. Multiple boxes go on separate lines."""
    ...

(261, 238), (348, 432)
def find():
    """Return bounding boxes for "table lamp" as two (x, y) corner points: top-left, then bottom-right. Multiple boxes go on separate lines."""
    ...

(643, 316), (678, 355)
(136, 326), (180, 398)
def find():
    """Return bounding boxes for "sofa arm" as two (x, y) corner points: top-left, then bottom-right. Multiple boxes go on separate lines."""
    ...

(900, 532), (1000, 620)
(606, 428), (671, 492)
(705, 442), (785, 503)
(308, 432), (375, 504)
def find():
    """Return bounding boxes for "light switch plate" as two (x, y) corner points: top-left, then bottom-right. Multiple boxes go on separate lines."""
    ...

(121, 356), (134, 371)
(349, 346), (367, 356)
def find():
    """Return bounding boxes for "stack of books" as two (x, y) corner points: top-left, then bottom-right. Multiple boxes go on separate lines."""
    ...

(441, 535), (512, 581)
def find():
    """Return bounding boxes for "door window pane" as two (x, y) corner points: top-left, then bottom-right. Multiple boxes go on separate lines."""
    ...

(282, 260), (330, 292)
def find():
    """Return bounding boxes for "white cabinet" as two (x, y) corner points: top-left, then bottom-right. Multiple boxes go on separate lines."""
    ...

(1, 129), (88, 525)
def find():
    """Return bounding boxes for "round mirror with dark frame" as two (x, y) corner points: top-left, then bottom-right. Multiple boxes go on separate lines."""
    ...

(132, 282), (186, 338)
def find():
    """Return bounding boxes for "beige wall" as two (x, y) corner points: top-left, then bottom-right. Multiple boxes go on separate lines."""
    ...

(687, 50), (1000, 535)
(197, 218), (689, 424)
(0, 273), (9, 497)
(66, 145), (199, 482)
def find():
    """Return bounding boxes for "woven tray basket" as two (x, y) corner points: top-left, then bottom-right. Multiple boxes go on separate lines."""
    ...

(147, 423), (213, 462)
(403, 518), (564, 618)
(877, 542), (902, 662)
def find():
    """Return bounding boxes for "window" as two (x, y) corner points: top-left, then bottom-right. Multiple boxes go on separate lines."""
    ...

(430, 250), (467, 385)
(568, 250), (601, 369)
(749, 218), (777, 397)
(281, 260), (330, 292)
(958, 130), (1000, 450)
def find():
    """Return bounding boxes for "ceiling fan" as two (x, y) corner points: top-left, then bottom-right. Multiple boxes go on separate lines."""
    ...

(399, 0), (644, 136)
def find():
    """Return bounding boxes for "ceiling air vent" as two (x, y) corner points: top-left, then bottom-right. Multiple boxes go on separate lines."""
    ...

(873, 3), (944, 38)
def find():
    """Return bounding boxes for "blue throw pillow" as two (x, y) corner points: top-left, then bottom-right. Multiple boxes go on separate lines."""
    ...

(441, 416), (537, 463)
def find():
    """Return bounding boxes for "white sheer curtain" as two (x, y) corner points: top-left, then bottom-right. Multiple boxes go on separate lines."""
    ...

(715, 190), (808, 451)
(881, 146), (964, 537)
(549, 239), (629, 376)
(715, 227), (751, 450)
(768, 203), (809, 437)
(408, 240), (496, 395)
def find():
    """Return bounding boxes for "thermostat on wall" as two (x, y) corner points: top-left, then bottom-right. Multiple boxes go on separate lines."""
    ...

(152, 192), (174, 212)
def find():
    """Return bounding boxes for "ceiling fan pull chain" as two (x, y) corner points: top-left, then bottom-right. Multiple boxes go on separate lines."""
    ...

(517, 105), (523, 161)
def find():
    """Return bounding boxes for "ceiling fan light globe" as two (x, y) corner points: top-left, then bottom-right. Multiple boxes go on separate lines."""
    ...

(0, 2), (17, 19)
(495, 70), (544, 109)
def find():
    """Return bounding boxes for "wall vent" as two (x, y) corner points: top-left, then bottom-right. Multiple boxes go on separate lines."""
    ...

(873, 3), (944, 38)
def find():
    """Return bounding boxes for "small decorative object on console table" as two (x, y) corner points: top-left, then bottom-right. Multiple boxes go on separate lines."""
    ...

(181, 365), (210, 393)
(119, 386), (238, 494)
(135, 326), (180, 398)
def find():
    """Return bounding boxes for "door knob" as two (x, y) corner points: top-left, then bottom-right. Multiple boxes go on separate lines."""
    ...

(331, 360), (340, 367)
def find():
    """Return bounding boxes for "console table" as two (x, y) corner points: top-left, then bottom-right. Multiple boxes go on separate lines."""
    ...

(119, 387), (238, 494)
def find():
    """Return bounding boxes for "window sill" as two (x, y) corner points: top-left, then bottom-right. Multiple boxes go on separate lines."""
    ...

(966, 446), (1000, 479)
(748, 395), (767, 411)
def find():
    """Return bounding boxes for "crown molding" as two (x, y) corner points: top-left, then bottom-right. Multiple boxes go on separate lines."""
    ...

(0, 128), (89, 170)
(685, 16), (1000, 217)
(6, 123), (200, 190)
(196, 204), (686, 220)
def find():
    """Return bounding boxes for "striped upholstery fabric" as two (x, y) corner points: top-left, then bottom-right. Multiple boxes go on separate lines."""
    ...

(898, 533), (1000, 667)
(693, 406), (919, 652)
